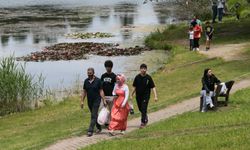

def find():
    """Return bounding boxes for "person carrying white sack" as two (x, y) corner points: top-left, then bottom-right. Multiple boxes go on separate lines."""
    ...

(201, 68), (221, 112)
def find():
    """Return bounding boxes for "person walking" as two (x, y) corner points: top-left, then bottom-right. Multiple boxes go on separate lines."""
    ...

(109, 74), (130, 135)
(193, 21), (202, 51)
(131, 64), (158, 128)
(188, 25), (194, 51)
(81, 68), (107, 137)
(212, 0), (218, 23)
(205, 21), (214, 51)
(200, 68), (221, 112)
(218, 0), (226, 22)
(101, 60), (116, 126)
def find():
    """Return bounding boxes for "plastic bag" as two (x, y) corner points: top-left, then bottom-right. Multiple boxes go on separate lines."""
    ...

(97, 107), (110, 125)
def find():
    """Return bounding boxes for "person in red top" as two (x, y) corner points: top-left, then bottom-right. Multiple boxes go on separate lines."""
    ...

(193, 21), (202, 51)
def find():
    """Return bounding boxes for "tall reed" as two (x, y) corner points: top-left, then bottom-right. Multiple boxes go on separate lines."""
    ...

(0, 57), (45, 116)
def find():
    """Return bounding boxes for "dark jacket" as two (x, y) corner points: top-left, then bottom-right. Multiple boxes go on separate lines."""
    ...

(202, 74), (221, 92)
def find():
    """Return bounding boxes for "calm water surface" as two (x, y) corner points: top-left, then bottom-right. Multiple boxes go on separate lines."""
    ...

(0, 0), (177, 89)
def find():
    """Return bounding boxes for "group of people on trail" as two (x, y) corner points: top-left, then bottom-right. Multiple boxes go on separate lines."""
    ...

(188, 16), (214, 51)
(81, 60), (158, 137)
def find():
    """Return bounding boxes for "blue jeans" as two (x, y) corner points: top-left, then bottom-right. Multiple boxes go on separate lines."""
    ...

(200, 90), (214, 111)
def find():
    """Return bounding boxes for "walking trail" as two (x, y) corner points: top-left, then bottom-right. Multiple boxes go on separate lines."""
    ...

(44, 43), (250, 150)
(199, 43), (250, 61)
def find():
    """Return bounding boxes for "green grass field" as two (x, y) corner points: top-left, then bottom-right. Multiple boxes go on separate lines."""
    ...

(1, 18), (250, 150)
(84, 87), (250, 150)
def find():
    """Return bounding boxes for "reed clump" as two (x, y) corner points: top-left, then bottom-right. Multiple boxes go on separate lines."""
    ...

(0, 57), (45, 116)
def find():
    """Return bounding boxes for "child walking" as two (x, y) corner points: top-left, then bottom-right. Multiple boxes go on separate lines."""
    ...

(193, 21), (202, 51)
(188, 25), (194, 51)
(205, 21), (214, 51)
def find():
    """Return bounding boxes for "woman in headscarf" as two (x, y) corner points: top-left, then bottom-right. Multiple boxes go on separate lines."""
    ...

(109, 74), (130, 135)
(201, 68), (221, 112)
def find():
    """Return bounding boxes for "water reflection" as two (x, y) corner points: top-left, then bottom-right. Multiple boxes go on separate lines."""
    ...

(0, 0), (178, 88)
(0, 1), (177, 51)
(1, 35), (10, 47)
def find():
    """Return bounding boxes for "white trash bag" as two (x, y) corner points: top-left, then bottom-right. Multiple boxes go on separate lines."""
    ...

(220, 82), (228, 95)
(97, 107), (110, 125)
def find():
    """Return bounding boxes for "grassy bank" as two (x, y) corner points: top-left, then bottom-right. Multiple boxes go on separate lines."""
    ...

(84, 87), (250, 150)
(1, 19), (250, 150)
(145, 18), (250, 49)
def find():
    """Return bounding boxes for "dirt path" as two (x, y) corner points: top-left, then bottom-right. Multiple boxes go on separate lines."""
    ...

(199, 43), (250, 61)
(44, 79), (250, 150)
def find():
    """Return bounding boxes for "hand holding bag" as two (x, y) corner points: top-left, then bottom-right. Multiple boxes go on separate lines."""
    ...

(97, 107), (110, 125)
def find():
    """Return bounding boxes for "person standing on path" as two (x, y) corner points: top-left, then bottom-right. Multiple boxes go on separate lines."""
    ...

(205, 21), (214, 51)
(101, 60), (116, 126)
(200, 68), (221, 112)
(81, 68), (107, 137)
(193, 21), (202, 51)
(218, 0), (226, 22)
(212, 0), (218, 23)
(109, 74), (130, 135)
(188, 25), (194, 51)
(131, 64), (158, 128)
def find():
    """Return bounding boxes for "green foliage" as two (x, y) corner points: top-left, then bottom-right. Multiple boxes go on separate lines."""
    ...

(0, 57), (45, 116)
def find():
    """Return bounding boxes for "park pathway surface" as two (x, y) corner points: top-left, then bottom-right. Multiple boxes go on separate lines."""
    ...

(44, 79), (250, 150)
(199, 43), (249, 61)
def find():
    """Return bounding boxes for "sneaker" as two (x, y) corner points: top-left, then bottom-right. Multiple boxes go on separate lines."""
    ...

(120, 130), (125, 135)
(109, 130), (115, 136)
(210, 103), (215, 108)
(139, 123), (146, 129)
(96, 128), (102, 134)
(87, 132), (93, 137)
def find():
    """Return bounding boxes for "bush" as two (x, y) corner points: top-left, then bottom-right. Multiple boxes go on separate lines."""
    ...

(0, 57), (45, 116)
(241, 9), (250, 18)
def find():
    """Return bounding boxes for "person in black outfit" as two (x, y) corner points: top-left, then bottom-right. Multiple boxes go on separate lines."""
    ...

(101, 60), (116, 126)
(81, 68), (106, 137)
(131, 64), (158, 128)
(212, 0), (218, 23)
(200, 68), (221, 112)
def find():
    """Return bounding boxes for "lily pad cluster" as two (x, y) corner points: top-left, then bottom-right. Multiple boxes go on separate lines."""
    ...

(65, 32), (114, 39)
(16, 42), (151, 62)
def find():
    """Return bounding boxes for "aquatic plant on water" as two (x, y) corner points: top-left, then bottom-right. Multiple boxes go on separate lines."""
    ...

(16, 42), (152, 62)
(0, 57), (45, 116)
(65, 32), (114, 39)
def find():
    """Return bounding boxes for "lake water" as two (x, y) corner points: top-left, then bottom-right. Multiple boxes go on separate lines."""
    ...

(0, 0), (179, 89)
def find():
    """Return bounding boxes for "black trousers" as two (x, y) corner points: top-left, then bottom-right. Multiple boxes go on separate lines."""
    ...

(87, 100), (101, 132)
(212, 6), (217, 23)
(194, 38), (200, 48)
(190, 39), (194, 50)
(218, 8), (224, 22)
(136, 98), (149, 124)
